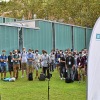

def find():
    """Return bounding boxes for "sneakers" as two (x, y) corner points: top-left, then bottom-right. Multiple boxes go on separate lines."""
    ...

(60, 78), (63, 80)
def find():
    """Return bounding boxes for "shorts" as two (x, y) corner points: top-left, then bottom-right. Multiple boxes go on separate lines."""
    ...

(0, 66), (7, 72)
(13, 64), (20, 71)
(77, 66), (85, 75)
(27, 65), (33, 68)
(8, 64), (13, 72)
(21, 62), (27, 70)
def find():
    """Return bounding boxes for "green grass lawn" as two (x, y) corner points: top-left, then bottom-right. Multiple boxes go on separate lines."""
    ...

(0, 69), (86, 100)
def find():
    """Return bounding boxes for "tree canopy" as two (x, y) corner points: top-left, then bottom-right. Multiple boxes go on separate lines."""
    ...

(0, 0), (100, 27)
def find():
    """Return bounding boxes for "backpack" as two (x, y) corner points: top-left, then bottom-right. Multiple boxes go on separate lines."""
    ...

(38, 73), (45, 81)
(28, 73), (33, 81)
(74, 69), (79, 81)
(3, 77), (16, 82)
(65, 77), (74, 83)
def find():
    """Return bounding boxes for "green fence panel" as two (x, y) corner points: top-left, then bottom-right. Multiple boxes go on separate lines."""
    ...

(0, 25), (18, 54)
(55, 23), (72, 50)
(23, 28), (38, 50)
(0, 17), (3, 23)
(31, 29), (39, 50)
(37, 21), (53, 53)
(23, 28), (32, 50)
(23, 21), (53, 53)
(5, 18), (15, 23)
(86, 28), (92, 49)
(73, 26), (85, 52)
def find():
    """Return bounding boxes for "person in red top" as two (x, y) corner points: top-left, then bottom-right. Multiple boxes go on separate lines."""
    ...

(77, 52), (85, 82)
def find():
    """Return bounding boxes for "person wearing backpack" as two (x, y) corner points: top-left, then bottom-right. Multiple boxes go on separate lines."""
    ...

(13, 50), (21, 79)
(0, 50), (8, 80)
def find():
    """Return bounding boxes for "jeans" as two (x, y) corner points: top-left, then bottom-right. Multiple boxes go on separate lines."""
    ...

(60, 66), (65, 78)
(67, 67), (74, 80)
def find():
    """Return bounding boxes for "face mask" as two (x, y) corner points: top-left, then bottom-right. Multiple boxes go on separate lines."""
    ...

(68, 54), (71, 56)
(23, 50), (25, 52)
(44, 53), (46, 56)
(60, 52), (62, 54)
(61, 55), (63, 57)
(29, 51), (31, 53)
(15, 53), (17, 54)
(2, 52), (5, 55)
(36, 52), (38, 54)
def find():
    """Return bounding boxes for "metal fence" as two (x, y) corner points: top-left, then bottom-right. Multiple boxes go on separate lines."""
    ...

(0, 18), (92, 54)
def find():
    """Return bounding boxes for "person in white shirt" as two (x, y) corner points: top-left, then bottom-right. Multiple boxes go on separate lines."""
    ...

(41, 50), (49, 76)
(21, 47), (27, 78)
(34, 50), (41, 79)
(49, 50), (55, 72)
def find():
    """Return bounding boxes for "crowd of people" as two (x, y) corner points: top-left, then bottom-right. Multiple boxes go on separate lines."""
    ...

(0, 47), (88, 82)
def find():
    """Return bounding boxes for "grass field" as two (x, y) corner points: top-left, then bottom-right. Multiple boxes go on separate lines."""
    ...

(0, 69), (86, 100)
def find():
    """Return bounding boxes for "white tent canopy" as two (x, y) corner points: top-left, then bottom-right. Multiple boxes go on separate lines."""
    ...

(88, 17), (100, 100)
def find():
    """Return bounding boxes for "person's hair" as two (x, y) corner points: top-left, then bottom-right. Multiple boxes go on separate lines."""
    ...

(58, 51), (60, 54)
(2, 50), (6, 52)
(42, 50), (45, 54)
(35, 49), (39, 53)
(28, 49), (32, 52)
(10, 51), (12, 54)
(17, 49), (21, 53)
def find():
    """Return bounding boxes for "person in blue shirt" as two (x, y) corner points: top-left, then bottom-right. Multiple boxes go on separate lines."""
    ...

(0, 50), (8, 80)
(27, 49), (34, 75)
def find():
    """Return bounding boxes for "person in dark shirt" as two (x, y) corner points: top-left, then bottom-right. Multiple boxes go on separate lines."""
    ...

(8, 52), (13, 78)
(59, 54), (65, 80)
(65, 52), (74, 80)
(55, 50), (60, 71)
(77, 52), (85, 82)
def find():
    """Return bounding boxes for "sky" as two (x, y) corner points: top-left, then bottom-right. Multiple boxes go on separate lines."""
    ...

(0, 0), (10, 2)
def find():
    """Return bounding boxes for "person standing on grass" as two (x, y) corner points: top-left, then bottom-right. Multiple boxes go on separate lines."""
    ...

(13, 50), (21, 79)
(27, 49), (34, 75)
(59, 53), (65, 80)
(41, 50), (49, 77)
(77, 52), (85, 82)
(34, 50), (41, 79)
(55, 49), (60, 71)
(21, 47), (28, 78)
(8, 51), (13, 78)
(17, 49), (21, 70)
(65, 51), (74, 81)
(0, 50), (8, 80)
(49, 50), (55, 72)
